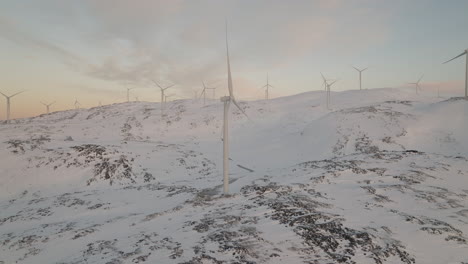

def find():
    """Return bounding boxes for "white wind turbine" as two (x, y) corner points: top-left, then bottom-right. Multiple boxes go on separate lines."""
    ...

(221, 21), (249, 194)
(408, 75), (424, 94)
(262, 73), (274, 100)
(200, 81), (216, 105)
(352, 66), (368, 90)
(321, 73), (338, 109)
(74, 99), (81, 109)
(152, 80), (175, 118)
(321, 75), (334, 91)
(41, 101), (55, 114)
(200, 82), (207, 105)
(443, 49), (468, 99)
(0, 90), (24, 122)
(126, 87), (135, 102)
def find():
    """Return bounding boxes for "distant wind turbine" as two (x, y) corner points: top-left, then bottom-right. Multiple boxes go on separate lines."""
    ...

(200, 82), (207, 105)
(262, 73), (274, 100)
(408, 75), (424, 94)
(321, 76), (334, 91)
(321, 73), (337, 109)
(74, 99), (81, 109)
(126, 87), (135, 102)
(200, 82), (216, 105)
(221, 21), (249, 194)
(443, 49), (468, 99)
(352, 66), (368, 90)
(41, 101), (55, 114)
(0, 90), (24, 122)
(152, 80), (175, 118)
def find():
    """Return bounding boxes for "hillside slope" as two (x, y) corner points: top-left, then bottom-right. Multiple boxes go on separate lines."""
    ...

(1, 88), (467, 264)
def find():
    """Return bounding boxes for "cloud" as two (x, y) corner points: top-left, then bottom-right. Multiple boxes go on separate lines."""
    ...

(0, 1), (393, 102)
(0, 16), (85, 70)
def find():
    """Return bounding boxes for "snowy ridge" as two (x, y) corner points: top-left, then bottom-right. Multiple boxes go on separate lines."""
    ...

(1, 88), (468, 264)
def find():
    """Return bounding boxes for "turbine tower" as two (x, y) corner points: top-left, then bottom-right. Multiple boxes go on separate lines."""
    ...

(352, 66), (368, 90)
(0, 90), (24, 122)
(221, 21), (249, 194)
(443, 49), (468, 99)
(41, 101), (55, 114)
(262, 73), (274, 100)
(152, 80), (175, 118)
(408, 75), (424, 94)
(200, 82), (207, 105)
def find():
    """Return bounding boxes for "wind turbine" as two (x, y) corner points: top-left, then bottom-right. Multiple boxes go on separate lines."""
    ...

(200, 82), (207, 105)
(200, 82), (216, 105)
(152, 80), (175, 118)
(352, 66), (368, 90)
(74, 99), (81, 109)
(262, 73), (274, 100)
(0, 90), (24, 122)
(408, 75), (424, 94)
(126, 87), (135, 102)
(321, 76), (334, 91)
(41, 101), (55, 114)
(321, 73), (337, 109)
(221, 21), (249, 194)
(443, 49), (468, 99)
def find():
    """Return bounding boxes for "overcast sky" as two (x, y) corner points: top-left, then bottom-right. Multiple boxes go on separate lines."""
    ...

(1, 0), (468, 119)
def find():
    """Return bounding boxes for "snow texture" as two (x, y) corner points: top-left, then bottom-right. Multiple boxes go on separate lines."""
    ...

(1, 88), (468, 263)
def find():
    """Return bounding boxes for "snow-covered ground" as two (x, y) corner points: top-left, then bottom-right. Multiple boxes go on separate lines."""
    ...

(1, 88), (467, 263)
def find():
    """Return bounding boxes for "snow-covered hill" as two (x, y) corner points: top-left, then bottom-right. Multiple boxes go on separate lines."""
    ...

(1, 88), (467, 263)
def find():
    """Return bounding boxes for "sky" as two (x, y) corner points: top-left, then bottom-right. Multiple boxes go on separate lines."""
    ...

(0, 0), (468, 119)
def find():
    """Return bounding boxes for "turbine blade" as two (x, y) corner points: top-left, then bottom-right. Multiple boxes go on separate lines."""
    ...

(164, 84), (175, 90)
(226, 21), (234, 98)
(351, 66), (359, 71)
(231, 96), (249, 119)
(0, 91), (7, 97)
(443, 51), (467, 64)
(320, 72), (326, 81)
(10, 91), (24, 98)
(417, 74), (424, 83)
(152, 79), (163, 89)
(362, 67), (368, 72)
(329, 80), (338, 86)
